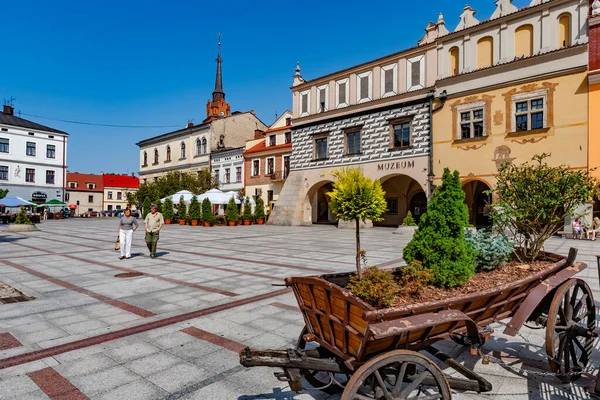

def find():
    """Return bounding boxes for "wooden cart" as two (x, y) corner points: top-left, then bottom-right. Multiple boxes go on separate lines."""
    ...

(240, 248), (596, 399)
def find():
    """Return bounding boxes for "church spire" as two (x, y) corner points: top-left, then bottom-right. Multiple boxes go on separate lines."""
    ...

(212, 34), (225, 103)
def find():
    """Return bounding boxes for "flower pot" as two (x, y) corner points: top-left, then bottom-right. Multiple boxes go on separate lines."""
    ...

(165, 219), (171, 225)
(191, 220), (198, 226)
(179, 220), (185, 226)
(228, 221), (235, 226)
(203, 221), (211, 227)
(257, 219), (264, 225)
(243, 220), (250, 225)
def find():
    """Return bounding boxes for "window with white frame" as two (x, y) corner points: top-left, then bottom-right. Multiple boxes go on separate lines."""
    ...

(317, 84), (328, 112)
(107, 191), (113, 199)
(236, 166), (242, 182)
(46, 170), (55, 184)
(314, 134), (328, 160)
(0, 166), (7, 180)
(252, 160), (260, 177)
(117, 192), (122, 200)
(285, 131), (291, 144)
(407, 55), (425, 91)
(225, 168), (230, 183)
(381, 63), (398, 97)
(0, 138), (8, 153)
(269, 135), (276, 146)
(356, 71), (372, 103)
(456, 102), (486, 139)
(336, 78), (349, 108)
(46, 145), (55, 159)
(511, 91), (547, 132)
(25, 168), (35, 183)
(266, 158), (275, 176)
(300, 90), (310, 117)
(214, 169), (220, 182)
(26, 142), (36, 156)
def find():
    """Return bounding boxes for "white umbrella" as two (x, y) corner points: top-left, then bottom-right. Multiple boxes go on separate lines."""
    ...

(223, 191), (242, 204)
(197, 189), (229, 205)
(161, 190), (194, 204)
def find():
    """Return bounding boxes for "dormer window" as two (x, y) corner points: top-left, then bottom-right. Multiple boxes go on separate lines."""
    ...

(317, 84), (328, 112)
(285, 117), (292, 126)
(269, 135), (276, 146)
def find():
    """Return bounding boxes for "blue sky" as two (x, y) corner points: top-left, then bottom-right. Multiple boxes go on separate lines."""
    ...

(1, 0), (531, 174)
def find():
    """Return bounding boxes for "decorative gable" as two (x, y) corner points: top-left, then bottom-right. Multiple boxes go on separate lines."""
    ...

(490, 0), (518, 19)
(455, 5), (479, 32)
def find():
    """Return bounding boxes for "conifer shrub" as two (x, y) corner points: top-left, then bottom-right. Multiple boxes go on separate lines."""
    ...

(403, 168), (476, 288)
(162, 198), (174, 221)
(202, 197), (214, 223)
(255, 197), (266, 220)
(189, 196), (201, 221)
(153, 197), (162, 213)
(347, 266), (398, 308)
(465, 229), (514, 272)
(14, 207), (32, 224)
(177, 196), (187, 220)
(142, 197), (151, 219)
(225, 197), (239, 222)
(402, 211), (416, 226)
(398, 261), (433, 297)
(242, 197), (253, 221)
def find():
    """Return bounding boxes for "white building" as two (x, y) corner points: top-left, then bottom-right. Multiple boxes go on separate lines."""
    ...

(0, 105), (68, 204)
(211, 146), (245, 193)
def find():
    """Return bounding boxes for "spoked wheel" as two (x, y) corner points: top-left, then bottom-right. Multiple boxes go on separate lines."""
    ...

(296, 327), (349, 393)
(546, 278), (596, 383)
(342, 350), (451, 400)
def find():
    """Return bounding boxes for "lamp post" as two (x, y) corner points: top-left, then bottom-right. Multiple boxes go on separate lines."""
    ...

(425, 89), (448, 199)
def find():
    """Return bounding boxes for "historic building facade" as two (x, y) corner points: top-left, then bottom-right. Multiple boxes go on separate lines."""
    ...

(211, 147), (245, 193)
(0, 104), (68, 204)
(102, 173), (139, 211)
(136, 41), (267, 183)
(65, 172), (104, 215)
(432, 0), (590, 226)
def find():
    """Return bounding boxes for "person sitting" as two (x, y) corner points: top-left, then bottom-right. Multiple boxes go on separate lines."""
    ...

(586, 217), (600, 241)
(572, 217), (584, 239)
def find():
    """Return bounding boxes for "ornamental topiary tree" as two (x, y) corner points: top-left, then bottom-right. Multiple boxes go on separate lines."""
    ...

(402, 211), (416, 226)
(489, 154), (599, 262)
(202, 197), (214, 223)
(142, 197), (151, 219)
(328, 167), (387, 279)
(255, 197), (265, 221)
(225, 196), (239, 223)
(178, 196), (187, 220)
(162, 198), (174, 221)
(189, 196), (201, 221)
(403, 168), (476, 288)
(14, 207), (32, 224)
(243, 197), (253, 221)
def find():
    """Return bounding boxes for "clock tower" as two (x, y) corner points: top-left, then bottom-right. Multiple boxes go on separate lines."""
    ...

(204, 35), (231, 123)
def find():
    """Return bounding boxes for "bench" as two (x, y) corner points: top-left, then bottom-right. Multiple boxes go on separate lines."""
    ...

(558, 230), (600, 239)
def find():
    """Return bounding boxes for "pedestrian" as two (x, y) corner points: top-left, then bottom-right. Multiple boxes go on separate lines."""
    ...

(586, 216), (600, 241)
(118, 208), (138, 260)
(144, 203), (164, 259)
(43, 207), (48, 221)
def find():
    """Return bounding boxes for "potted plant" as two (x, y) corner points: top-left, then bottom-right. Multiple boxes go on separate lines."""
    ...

(226, 197), (238, 226)
(255, 197), (265, 224)
(162, 198), (174, 224)
(393, 211), (418, 235)
(201, 197), (213, 227)
(189, 196), (201, 226)
(242, 197), (252, 225)
(178, 196), (187, 226)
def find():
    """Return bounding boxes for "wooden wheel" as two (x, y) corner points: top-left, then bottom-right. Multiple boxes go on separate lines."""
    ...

(296, 327), (348, 393)
(546, 278), (596, 383)
(342, 350), (451, 400)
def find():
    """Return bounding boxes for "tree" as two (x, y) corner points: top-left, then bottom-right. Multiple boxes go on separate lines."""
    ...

(14, 207), (32, 224)
(403, 169), (476, 288)
(153, 197), (162, 213)
(402, 211), (416, 226)
(243, 197), (253, 221)
(328, 167), (387, 279)
(0, 189), (8, 199)
(162, 198), (174, 221)
(142, 197), (151, 219)
(178, 196), (187, 220)
(255, 197), (265, 220)
(189, 196), (201, 221)
(202, 197), (214, 223)
(489, 154), (599, 262)
(133, 170), (218, 205)
(225, 196), (239, 222)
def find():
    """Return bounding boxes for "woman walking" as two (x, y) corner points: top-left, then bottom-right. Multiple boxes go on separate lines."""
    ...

(118, 208), (138, 259)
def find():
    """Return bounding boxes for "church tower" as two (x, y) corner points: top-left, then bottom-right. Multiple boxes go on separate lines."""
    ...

(204, 35), (231, 123)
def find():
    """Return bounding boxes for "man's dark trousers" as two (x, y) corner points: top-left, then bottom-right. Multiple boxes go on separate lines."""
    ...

(145, 231), (159, 256)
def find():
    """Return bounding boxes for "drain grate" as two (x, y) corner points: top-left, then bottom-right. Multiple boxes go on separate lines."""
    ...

(115, 272), (144, 278)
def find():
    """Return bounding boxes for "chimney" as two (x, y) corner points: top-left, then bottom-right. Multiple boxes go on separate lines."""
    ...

(3, 105), (14, 116)
(250, 110), (255, 115)
(186, 122), (194, 129)
(131, 173), (135, 177)
(254, 129), (264, 140)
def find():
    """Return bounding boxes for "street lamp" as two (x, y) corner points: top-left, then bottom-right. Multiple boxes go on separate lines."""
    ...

(426, 90), (448, 199)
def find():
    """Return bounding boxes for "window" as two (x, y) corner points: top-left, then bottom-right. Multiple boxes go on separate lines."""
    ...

(267, 190), (274, 204)
(214, 169), (220, 182)
(515, 98), (545, 132)
(65, 193), (70, 201)
(391, 122), (411, 148)
(558, 14), (571, 48)
(236, 166), (242, 182)
(154, 149), (159, 164)
(381, 64), (398, 97)
(314, 136), (328, 160)
(336, 78), (349, 108)
(116, 205), (121, 210)
(117, 192), (122, 200)
(107, 191), (113, 200)
(252, 160), (260, 176)
(108, 205), (113, 211)
(46, 145), (56, 159)
(266, 158), (274, 176)
(225, 168), (230, 183)
(196, 139), (201, 156)
(300, 90), (310, 116)
(407, 55), (425, 91)
(460, 109), (485, 139)
(286, 117), (292, 126)
(87, 183), (94, 189)
(514, 25), (533, 58)
(346, 130), (361, 154)
(0, 138), (8, 153)
(180, 142), (186, 159)
(88, 195), (94, 203)
(201, 138), (207, 154)
(0, 166), (7, 180)
(166, 146), (171, 161)
(69, 182), (76, 188)
(356, 71), (372, 103)
(26, 142), (36, 156)
(283, 155), (290, 179)
(46, 170), (55, 184)
(449, 47), (460, 76)
(285, 131), (291, 144)
(317, 84), (328, 112)
(25, 168), (35, 182)
(386, 198), (399, 215)
(269, 135), (276, 146)
(477, 37), (494, 68)
(143, 152), (148, 166)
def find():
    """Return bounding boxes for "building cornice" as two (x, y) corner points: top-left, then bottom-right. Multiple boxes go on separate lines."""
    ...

(0, 158), (67, 169)
(589, 70), (600, 85)
(136, 125), (209, 148)
(139, 161), (210, 176)
(245, 146), (293, 159)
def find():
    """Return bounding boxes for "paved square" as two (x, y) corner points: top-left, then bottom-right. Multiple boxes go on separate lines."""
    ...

(0, 218), (599, 399)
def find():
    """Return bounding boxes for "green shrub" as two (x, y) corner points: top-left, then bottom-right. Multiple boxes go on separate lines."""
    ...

(242, 197), (253, 221)
(162, 198), (174, 220)
(153, 197), (162, 213)
(255, 197), (265, 220)
(177, 196), (187, 221)
(402, 211), (416, 226)
(14, 207), (32, 224)
(225, 197), (239, 222)
(465, 229), (514, 272)
(347, 267), (398, 308)
(202, 198), (214, 223)
(189, 196), (201, 221)
(403, 169), (476, 288)
(398, 261), (433, 297)
(142, 197), (151, 219)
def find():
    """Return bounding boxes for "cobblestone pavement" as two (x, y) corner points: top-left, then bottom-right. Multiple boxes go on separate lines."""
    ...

(0, 218), (599, 399)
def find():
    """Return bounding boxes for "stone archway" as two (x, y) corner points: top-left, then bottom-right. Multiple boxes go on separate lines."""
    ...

(379, 174), (426, 226)
(462, 179), (492, 227)
(305, 180), (336, 224)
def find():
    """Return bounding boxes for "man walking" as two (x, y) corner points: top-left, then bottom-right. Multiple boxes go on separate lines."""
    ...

(144, 204), (164, 258)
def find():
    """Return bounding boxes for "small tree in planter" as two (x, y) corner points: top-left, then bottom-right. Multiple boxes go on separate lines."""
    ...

(202, 197), (213, 227)
(189, 196), (201, 226)
(162, 198), (174, 223)
(328, 167), (387, 279)
(142, 197), (151, 219)
(403, 168), (476, 288)
(14, 207), (32, 224)
(242, 197), (253, 225)
(255, 197), (266, 224)
(225, 197), (239, 226)
(489, 154), (598, 262)
(177, 196), (187, 225)
(153, 197), (162, 213)
(403, 211), (416, 226)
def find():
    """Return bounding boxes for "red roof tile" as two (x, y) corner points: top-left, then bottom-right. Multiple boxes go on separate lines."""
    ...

(243, 141), (292, 156)
(66, 173), (104, 192)
(103, 174), (140, 189)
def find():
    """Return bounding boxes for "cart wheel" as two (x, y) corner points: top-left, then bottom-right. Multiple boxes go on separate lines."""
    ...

(296, 327), (348, 393)
(342, 350), (451, 400)
(546, 278), (595, 383)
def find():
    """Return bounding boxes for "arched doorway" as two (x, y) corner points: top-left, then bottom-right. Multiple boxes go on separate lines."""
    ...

(409, 192), (428, 224)
(462, 180), (492, 227)
(316, 183), (334, 223)
(379, 174), (426, 226)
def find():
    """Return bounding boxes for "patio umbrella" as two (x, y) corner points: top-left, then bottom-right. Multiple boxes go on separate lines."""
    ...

(41, 199), (67, 207)
(161, 190), (195, 204)
(196, 189), (229, 205)
(0, 196), (37, 207)
(223, 191), (242, 204)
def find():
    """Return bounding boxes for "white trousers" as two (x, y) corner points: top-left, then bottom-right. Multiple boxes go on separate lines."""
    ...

(119, 230), (133, 258)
